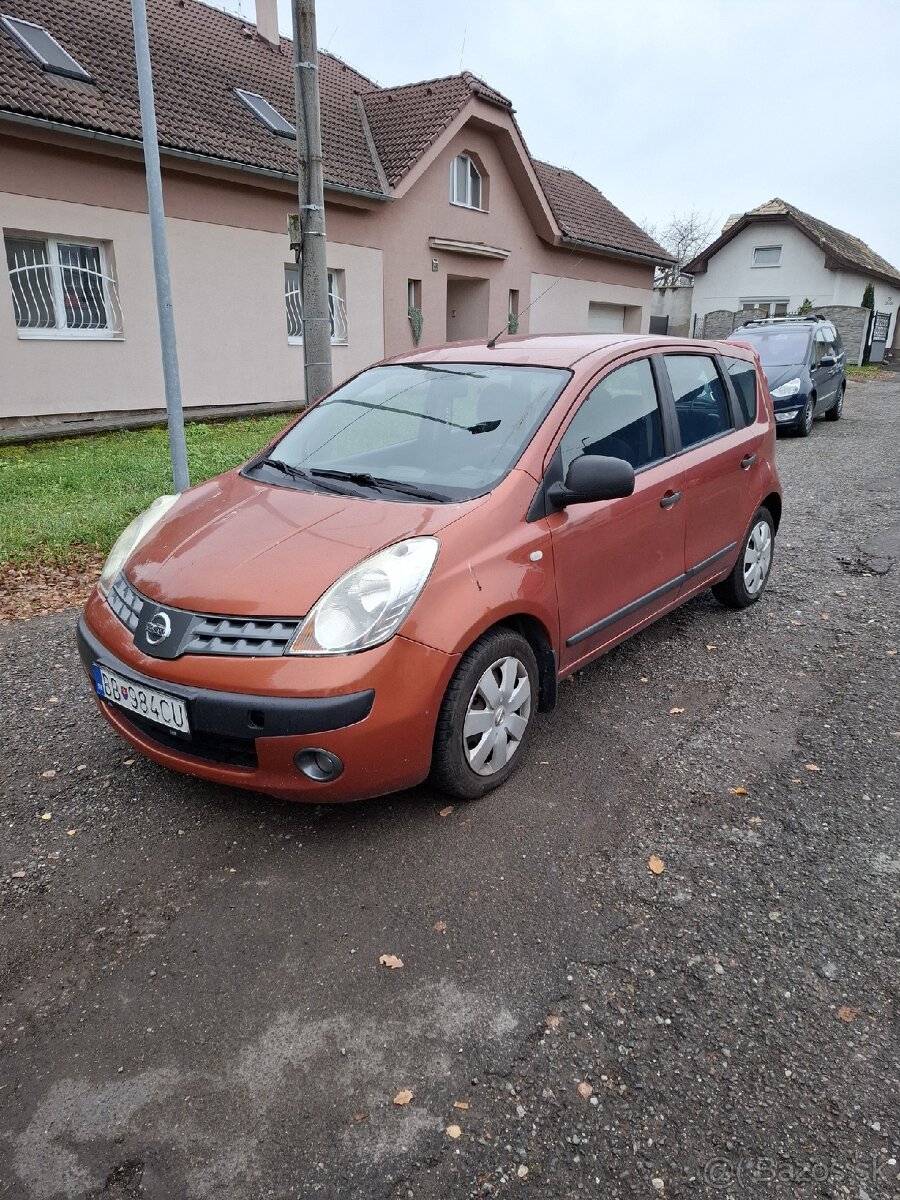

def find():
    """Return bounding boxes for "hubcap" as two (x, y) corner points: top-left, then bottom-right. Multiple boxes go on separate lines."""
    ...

(803, 400), (813, 432)
(743, 520), (772, 596)
(463, 655), (532, 776)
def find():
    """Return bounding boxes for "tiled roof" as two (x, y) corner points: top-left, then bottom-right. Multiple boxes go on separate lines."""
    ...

(0, 0), (667, 263)
(684, 197), (900, 287)
(532, 161), (672, 262)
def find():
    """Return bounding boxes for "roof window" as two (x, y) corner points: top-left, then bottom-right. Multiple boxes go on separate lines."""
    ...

(233, 88), (295, 138)
(1, 15), (92, 82)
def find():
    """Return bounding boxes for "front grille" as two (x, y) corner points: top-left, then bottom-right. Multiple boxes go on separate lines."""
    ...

(183, 616), (300, 656)
(107, 574), (300, 658)
(107, 573), (144, 632)
(118, 709), (258, 769)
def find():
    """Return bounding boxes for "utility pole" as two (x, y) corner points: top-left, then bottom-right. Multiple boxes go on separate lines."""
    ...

(291, 0), (333, 405)
(130, 0), (190, 492)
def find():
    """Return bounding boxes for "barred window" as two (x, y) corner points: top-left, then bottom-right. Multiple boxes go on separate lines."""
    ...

(284, 266), (347, 345)
(4, 234), (122, 338)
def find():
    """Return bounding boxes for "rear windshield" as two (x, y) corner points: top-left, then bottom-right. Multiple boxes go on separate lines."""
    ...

(729, 328), (811, 367)
(248, 362), (570, 502)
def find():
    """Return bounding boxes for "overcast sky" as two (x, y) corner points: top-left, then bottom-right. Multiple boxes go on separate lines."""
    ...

(213, 0), (900, 271)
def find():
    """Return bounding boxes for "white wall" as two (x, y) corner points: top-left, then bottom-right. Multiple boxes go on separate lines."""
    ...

(830, 272), (898, 344)
(0, 192), (384, 420)
(528, 273), (650, 334)
(691, 222), (839, 319)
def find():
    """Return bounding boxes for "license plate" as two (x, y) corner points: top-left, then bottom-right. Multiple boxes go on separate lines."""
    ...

(92, 665), (190, 735)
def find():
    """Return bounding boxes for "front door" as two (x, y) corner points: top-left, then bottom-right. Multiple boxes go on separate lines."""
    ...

(546, 355), (686, 672)
(810, 325), (835, 411)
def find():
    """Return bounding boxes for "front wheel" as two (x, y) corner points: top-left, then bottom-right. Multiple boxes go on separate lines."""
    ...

(429, 627), (538, 800)
(825, 383), (844, 421)
(795, 395), (814, 437)
(712, 507), (775, 610)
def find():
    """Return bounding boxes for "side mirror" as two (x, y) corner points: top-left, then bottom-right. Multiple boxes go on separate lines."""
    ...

(548, 454), (635, 509)
(820, 354), (836, 367)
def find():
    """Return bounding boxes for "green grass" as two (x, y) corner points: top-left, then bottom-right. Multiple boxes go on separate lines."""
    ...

(0, 415), (290, 566)
(846, 364), (888, 379)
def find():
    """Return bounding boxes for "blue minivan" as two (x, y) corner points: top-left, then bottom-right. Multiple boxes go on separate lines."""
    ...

(726, 316), (846, 436)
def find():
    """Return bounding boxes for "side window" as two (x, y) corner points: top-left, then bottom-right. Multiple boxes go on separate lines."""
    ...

(831, 327), (844, 357)
(723, 356), (758, 427)
(812, 328), (828, 366)
(663, 355), (732, 449)
(559, 357), (665, 475)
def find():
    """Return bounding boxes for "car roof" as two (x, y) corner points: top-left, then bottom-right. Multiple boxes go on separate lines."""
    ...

(381, 332), (756, 371)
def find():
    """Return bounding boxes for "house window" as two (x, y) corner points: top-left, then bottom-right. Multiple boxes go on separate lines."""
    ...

(450, 153), (483, 209)
(752, 245), (782, 267)
(508, 289), (519, 317)
(740, 299), (789, 318)
(0, 15), (92, 82)
(4, 233), (122, 338)
(284, 265), (347, 345)
(407, 279), (421, 311)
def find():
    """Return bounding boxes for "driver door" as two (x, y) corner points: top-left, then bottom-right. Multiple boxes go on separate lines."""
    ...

(545, 355), (686, 673)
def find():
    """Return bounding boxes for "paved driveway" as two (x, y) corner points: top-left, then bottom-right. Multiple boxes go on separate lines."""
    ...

(1, 378), (898, 1199)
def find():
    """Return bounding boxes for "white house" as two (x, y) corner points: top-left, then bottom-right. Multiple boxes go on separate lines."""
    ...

(684, 199), (899, 357)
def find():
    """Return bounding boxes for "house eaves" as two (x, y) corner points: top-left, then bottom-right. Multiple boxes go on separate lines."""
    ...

(560, 234), (676, 268)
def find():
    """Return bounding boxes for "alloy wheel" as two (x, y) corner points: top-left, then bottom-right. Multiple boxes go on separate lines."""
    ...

(463, 655), (532, 776)
(743, 520), (773, 596)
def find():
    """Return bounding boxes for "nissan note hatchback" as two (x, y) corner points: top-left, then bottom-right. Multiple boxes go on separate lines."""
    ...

(78, 334), (782, 803)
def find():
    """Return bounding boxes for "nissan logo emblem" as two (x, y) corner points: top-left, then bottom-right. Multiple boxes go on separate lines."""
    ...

(145, 610), (172, 645)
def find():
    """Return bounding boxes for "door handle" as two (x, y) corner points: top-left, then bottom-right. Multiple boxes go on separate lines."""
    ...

(741, 453), (758, 470)
(659, 490), (682, 509)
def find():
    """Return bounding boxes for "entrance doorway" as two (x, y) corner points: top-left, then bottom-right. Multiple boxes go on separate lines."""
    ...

(446, 276), (490, 342)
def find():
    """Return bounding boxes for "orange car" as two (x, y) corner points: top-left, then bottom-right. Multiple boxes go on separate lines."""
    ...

(78, 334), (782, 803)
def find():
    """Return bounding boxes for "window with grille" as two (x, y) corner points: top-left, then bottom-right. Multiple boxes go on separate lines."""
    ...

(284, 266), (347, 344)
(450, 153), (483, 209)
(4, 234), (122, 338)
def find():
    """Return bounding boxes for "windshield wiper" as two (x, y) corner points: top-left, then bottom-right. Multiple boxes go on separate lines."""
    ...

(255, 457), (344, 494)
(309, 468), (447, 502)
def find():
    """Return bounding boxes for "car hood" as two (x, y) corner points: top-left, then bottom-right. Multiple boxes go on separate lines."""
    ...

(125, 469), (486, 617)
(762, 364), (807, 390)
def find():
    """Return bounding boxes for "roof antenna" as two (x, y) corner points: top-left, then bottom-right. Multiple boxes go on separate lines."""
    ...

(458, 27), (466, 72)
(486, 256), (586, 348)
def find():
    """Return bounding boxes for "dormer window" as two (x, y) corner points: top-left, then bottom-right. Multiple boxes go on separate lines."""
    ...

(1, 14), (92, 82)
(233, 88), (295, 138)
(450, 153), (483, 210)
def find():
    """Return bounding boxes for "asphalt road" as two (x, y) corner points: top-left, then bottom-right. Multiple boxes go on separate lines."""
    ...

(1, 377), (898, 1200)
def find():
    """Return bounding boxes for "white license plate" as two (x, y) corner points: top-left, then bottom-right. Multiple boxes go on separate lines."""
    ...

(92, 665), (190, 735)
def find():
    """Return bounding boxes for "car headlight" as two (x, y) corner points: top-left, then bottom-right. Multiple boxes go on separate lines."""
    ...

(771, 377), (802, 398)
(288, 536), (439, 656)
(98, 495), (180, 596)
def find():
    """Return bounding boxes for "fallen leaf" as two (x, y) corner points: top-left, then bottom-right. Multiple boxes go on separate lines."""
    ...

(790, 619), (804, 627)
(393, 1090), (413, 1106)
(805, 763), (822, 772)
(352, 1111), (368, 1122)
(446, 1124), (462, 1139)
(706, 644), (717, 651)
(887, 649), (897, 657)
(11, 869), (25, 879)
(453, 1100), (469, 1110)
(640, 676), (649, 683)
(819, 613), (829, 621)
(668, 707), (685, 715)
(123, 758), (135, 766)
(379, 954), (404, 970)
(40, 812), (52, 821)
(837, 1006), (858, 1023)
(648, 855), (665, 875)
(577, 1081), (593, 1099)
(728, 786), (749, 796)
(433, 920), (447, 933)
(66, 828), (77, 837)
(40, 770), (56, 780)
(748, 816), (763, 825)
(47, 852), (60, 861)
(439, 805), (454, 818)
(538, 760), (550, 765)
(545, 1014), (561, 1029)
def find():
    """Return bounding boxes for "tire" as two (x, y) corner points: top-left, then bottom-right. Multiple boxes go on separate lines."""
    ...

(825, 383), (844, 421)
(429, 627), (539, 800)
(712, 506), (775, 610)
(795, 395), (814, 437)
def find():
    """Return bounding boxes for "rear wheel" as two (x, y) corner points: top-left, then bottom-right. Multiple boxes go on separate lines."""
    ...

(712, 507), (775, 610)
(825, 383), (844, 421)
(795, 395), (814, 437)
(429, 628), (538, 800)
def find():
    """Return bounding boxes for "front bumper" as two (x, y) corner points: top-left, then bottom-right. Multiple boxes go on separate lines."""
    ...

(78, 591), (459, 802)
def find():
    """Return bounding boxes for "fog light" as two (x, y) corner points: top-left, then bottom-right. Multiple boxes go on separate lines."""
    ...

(294, 748), (344, 782)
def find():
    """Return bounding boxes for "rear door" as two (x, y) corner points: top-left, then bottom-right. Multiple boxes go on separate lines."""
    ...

(659, 352), (759, 591)
(810, 326), (833, 411)
(546, 354), (686, 671)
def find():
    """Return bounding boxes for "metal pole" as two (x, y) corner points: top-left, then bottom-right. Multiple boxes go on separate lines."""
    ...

(292, 0), (333, 406)
(130, 0), (189, 492)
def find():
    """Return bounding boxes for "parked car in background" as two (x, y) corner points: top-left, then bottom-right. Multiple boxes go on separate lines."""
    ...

(726, 315), (846, 436)
(78, 334), (782, 805)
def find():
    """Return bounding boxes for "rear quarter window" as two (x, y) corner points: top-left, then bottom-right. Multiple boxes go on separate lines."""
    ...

(722, 356), (759, 426)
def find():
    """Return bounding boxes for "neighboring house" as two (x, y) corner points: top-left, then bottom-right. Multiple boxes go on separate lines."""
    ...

(684, 198), (900, 357)
(0, 0), (670, 434)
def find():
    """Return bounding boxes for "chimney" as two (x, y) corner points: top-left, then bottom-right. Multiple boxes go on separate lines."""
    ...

(255, 0), (280, 48)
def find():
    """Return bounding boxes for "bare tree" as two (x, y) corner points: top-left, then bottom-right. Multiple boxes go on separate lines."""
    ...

(642, 208), (717, 288)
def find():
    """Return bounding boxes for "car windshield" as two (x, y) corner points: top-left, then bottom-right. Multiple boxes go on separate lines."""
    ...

(248, 362), (570, 502)
(732, 328), (811, 368)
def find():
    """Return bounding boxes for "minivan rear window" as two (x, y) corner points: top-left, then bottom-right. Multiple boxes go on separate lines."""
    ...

(252, 362), (571, 502)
